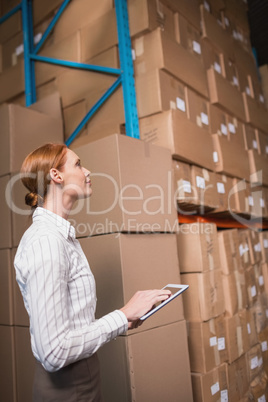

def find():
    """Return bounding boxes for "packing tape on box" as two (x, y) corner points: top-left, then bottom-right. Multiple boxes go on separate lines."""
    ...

(134, 37), (144, 57)
(209, 319), (220, 366)
(202, 168), (210, 182)
(234, 271), (243, 310)
(236, 325), (243, 357)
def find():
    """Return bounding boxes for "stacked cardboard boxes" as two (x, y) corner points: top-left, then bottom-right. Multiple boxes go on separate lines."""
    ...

(0, 94), (64, 401)
(1, 0), (268, 400)
(70, 134), (193, 401)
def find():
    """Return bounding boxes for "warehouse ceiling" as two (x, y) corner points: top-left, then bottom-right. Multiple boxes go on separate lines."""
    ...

(248, 0), (268, 67)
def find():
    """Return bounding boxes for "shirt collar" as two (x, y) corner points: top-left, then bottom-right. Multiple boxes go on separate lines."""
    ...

(33, 207), (76, 239)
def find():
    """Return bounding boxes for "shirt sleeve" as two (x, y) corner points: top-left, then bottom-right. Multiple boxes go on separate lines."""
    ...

(20, 234), (128, 372)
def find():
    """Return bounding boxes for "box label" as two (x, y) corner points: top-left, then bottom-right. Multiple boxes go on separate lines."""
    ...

(218, 337), (225, 351)
(260, 198), (265, 208)
(259, 357), (263, 367)
(246, 86), (251, 96)
(265, 145), (268, 154)
(214, 62), (222, 74)
(260, 94), (265, 103)
(183, 180), (192, 193)
(201, 112), (209, 125)
(248, 196), (254, 206)
(217, 182), (225, 194)
(254, 243), (261, 252)
(211, 382), (220, 396)
(258, 395), (266, 402)
(193, 40), (201, 55)
(247, 323), (251, 334)
(251, 286), (257, 298)
(204, 1), (211, 12)
(176, 97), (186, 112)
(233, 76), (239, 87)
(221, 389), (228, 402)
(213, 151), (219, 163)
(251, 356), (258, 370)
(264, 239), (268, 248)
(221, 123), (228, 135)
(228, 123), (236, 134)
(253, 140), (258, 149)
(210, 336), (217, 347)
(261, 341), (268, 352)
(196, 176), (205, 189)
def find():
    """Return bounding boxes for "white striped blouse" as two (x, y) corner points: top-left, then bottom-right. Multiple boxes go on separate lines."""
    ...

(14, 207), (128, 372)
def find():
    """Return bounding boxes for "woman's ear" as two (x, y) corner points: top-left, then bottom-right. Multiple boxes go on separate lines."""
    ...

(49, 168), (63, 184)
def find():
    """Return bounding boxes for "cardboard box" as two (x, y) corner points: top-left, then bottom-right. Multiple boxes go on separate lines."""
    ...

(212, 134), (250, 180)
(172, 160), (199, 213)
(224, 313), (244, 363)
(135, 69), (188, 119)
(0, 60), (25, 104)
(209, 104), (228, 138)
(162, 0), (201, 30)
(259, 232), (268, 262)
(233, 41), (259, 84)
(181, 269), (224, 322)
(234, 270), (249, 311)
(174, 12), (203, 63)
(98, 320), (193, 402)
(217, 229), (240, 275)
(0, 175), (12, 249)
(201, 39), (225, 77)
(248, 371), (268, 402)
(207, 67), (246, 121)
(223, 56), (240, 90)
(81, 0), (176, 62)
(231, 178), (250, 215)
(80, 233), (183, 335)
(187, 318), (225, 373)
(213, 173), (236, 213)
(222, 272), (239, 317)
(251, 294), (268, 334)
(226, 113), (245, 147)
(254, 264), (265, 295)
(191, 363), (228, 402)
(245, 266), (258, 308)
(140, 110), (216, 171)
(63, 100), (88, 142)
(243, 93), (268, 134)
(14, 326), (35, 402)
(0, 249), (14, 325)
(35, 31), (82, 88)
(133, 28), (209, 98)
(227, 354), (249, 401)
(258, 327), (268, 374)
(249, 230), (262, 264)
(246, 344), (263, 382)
(33, 0), (63, 25)
(238, 230), (252, 270)
(200, 5), (234, 59)
(177, 223), (220, 273)
(248, 150), (268, 187)
(185, 87), (210, 131)
(239, 308), (258, 349)
(243, 124), (259, 153)
(256, 130), (268, 157)
(71, 134), (178, 236)
(0, 325), (16, 402)
(0, 103), (64, 176)
(0, 10), (21, 44)
(190, 166), (219, 211)
(262, 263), (268, 294)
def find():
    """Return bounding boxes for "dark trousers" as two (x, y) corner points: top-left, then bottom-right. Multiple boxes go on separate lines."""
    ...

(32, 354), (103, 402)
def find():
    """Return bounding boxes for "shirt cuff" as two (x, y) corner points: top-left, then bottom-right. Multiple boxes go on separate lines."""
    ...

(98, 310), (128, 341)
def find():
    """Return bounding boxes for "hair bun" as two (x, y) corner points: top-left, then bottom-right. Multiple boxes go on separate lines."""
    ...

(25, 192), (38, 208)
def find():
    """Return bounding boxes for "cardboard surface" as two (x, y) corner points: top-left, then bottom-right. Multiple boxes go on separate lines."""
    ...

(185, 87), (210, 131)
(212, 134), (250, 180)
(140, 109), (215, 170)
(177, 223), (220, 273)
(207, 67), (246, 121)
(71, 134), (177, 236)
(0, 60), (25, 104)
(248, 150), (268, 186)
(217, 229), (240, 275)
(227, 353), (249, 401)
(222, 272), (239, 317)
(224, 313), (244, 363)
(0, 325), (16, 402)
(98, 321), (193, 402)
(181, 269), (224, 322)
(80, 233), (183, 334)
(243, 92), (268, 134)
(190, 166), (218, 211)
(134, 28), (209, 98)
(0, 175), (12, 249)
(0, 103), (64, 176)
(191, 363), (228, 402)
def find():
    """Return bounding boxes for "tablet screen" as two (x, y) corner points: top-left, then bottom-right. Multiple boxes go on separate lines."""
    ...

(140, 284), (189, 321)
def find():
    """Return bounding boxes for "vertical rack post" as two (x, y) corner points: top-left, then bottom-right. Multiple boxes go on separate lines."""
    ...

(21, 0), (36, 106)
(115, 0), (140, 139)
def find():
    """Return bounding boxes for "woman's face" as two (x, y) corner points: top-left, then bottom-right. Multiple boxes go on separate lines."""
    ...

(61, 149), (92, 200)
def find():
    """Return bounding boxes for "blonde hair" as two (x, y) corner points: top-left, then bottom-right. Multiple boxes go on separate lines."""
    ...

(21, 143), (67, 208)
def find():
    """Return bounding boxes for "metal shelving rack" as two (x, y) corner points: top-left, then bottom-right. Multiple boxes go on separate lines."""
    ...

(0, 0), (140, 146)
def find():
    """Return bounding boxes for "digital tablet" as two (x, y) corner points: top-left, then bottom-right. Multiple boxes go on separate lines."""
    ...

(140, 284), (189, 321)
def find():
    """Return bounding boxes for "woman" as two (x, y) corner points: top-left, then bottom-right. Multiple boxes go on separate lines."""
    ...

(14, 143), (171, 401)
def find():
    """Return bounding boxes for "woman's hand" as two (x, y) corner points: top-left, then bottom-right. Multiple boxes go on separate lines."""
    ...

(120, 289), (171, 330)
